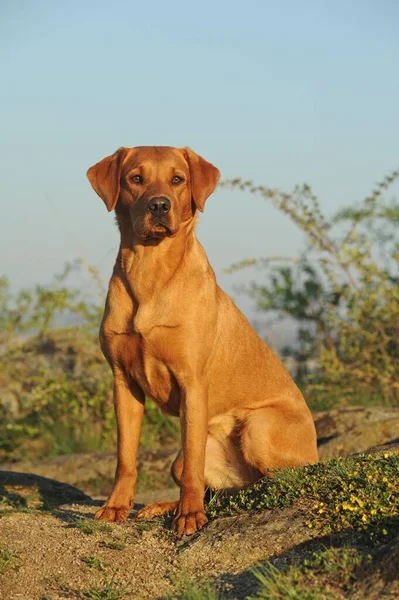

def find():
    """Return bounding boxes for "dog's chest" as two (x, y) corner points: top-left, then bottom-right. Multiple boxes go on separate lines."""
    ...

(129, 332), (181, 415)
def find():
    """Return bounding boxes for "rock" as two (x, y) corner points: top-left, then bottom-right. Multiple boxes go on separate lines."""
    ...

(315, 407), (399, 460)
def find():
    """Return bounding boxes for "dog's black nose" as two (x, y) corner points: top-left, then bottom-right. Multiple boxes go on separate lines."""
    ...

(147, 197), (171, 217)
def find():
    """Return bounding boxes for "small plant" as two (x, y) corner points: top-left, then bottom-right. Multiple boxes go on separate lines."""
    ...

(250, 562), (330, 600)
(67, 518), (112, 535)
(167, 575), (220, 600)
(99, 541), (126, 551)
(301, 547), (372, 591)
(0, 545), (20, 574)
(135, 519), (160, 533)
(81, 555), (109, 571)
(81, 573), (131, 600)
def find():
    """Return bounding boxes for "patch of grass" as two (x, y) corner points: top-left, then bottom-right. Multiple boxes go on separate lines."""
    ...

(133, 515), (177, 541)
(0, 506), (35, 519)
(249, 546), (373, 600)
(250, 562), (331, 600)
(81, 555), (109, 571)
(135, 519), (156, 533)
(301, 546), (372, 590)
(135, 519), (163, 534)
(67, 518), (112, 535)
(81, 573), (131, 600)
(166, 575), (220, 600)
(99, 540), (126, 551)
(0, 545), (20, 574)
(207, 452), (399, 543)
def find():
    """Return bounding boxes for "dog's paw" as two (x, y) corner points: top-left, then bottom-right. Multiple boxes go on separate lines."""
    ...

(172, 510), (208, 537)
(136, 501), (178, 520)
(95, 504), (130, 523)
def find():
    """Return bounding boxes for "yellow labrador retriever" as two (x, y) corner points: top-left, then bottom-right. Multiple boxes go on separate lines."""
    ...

(86, 146), (318, 537)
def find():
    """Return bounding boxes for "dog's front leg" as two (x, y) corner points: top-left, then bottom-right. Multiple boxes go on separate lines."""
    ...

(172, 381), (208, 536)
(95, 372), (144, 522)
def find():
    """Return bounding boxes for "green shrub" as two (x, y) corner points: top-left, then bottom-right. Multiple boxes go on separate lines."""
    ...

(223, 170), (399, 407)
(0, 328), (180, 460)
(0, 262), (179, 461)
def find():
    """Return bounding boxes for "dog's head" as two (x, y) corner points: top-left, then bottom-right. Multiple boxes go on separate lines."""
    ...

(86, 146), (220, 242)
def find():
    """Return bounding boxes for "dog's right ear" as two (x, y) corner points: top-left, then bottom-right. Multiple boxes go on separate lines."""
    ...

(86, 148), (129, 212)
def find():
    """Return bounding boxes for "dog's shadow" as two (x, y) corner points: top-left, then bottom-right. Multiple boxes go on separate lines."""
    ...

(0, 469), (93, 511)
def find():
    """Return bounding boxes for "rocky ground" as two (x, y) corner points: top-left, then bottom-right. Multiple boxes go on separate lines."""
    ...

(0, 407), (398, 600)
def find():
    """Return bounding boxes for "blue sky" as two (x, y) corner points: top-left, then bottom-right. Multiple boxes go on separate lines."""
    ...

(1, 0), (398, 325)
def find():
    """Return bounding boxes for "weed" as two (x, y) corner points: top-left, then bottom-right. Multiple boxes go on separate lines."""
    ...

(67, 518), (112, 535)
(99, 541), (126, 551)
(166, 575), (220, 600)
(249, 562), (332, 600)
(135, 520), (157, 533)
(134, 511), (175, 535)
(81, 555), (109, 571)
(0, 507), (34, 520)
(0, 545), (20, 574)
(81, 573), (131, 599)
(301, 546), (372, 590)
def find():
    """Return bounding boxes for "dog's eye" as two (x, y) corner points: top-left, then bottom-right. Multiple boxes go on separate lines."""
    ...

(172, 176), (184, 185)
(130, 175), (142, 184)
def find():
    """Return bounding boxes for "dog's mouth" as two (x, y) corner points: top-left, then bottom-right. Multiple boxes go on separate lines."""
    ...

(143, 222), (174, 240)
(132, 213), (178, 242)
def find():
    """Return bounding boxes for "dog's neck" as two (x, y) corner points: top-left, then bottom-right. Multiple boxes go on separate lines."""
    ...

(116, 216), (200, 303)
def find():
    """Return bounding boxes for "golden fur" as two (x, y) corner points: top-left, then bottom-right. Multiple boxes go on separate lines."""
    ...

(86, 146), (318, 537)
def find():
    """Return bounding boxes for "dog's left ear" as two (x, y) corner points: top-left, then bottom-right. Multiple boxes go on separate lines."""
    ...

(182, 148), (220, 212)
(86, 147), (129, 212)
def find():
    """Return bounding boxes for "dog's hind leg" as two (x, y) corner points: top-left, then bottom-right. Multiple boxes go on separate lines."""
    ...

(135, 450), (183, 520)
(240, 404), (318, 475)
(204, 429), (261, 490)
(136, 500), (178, 520)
